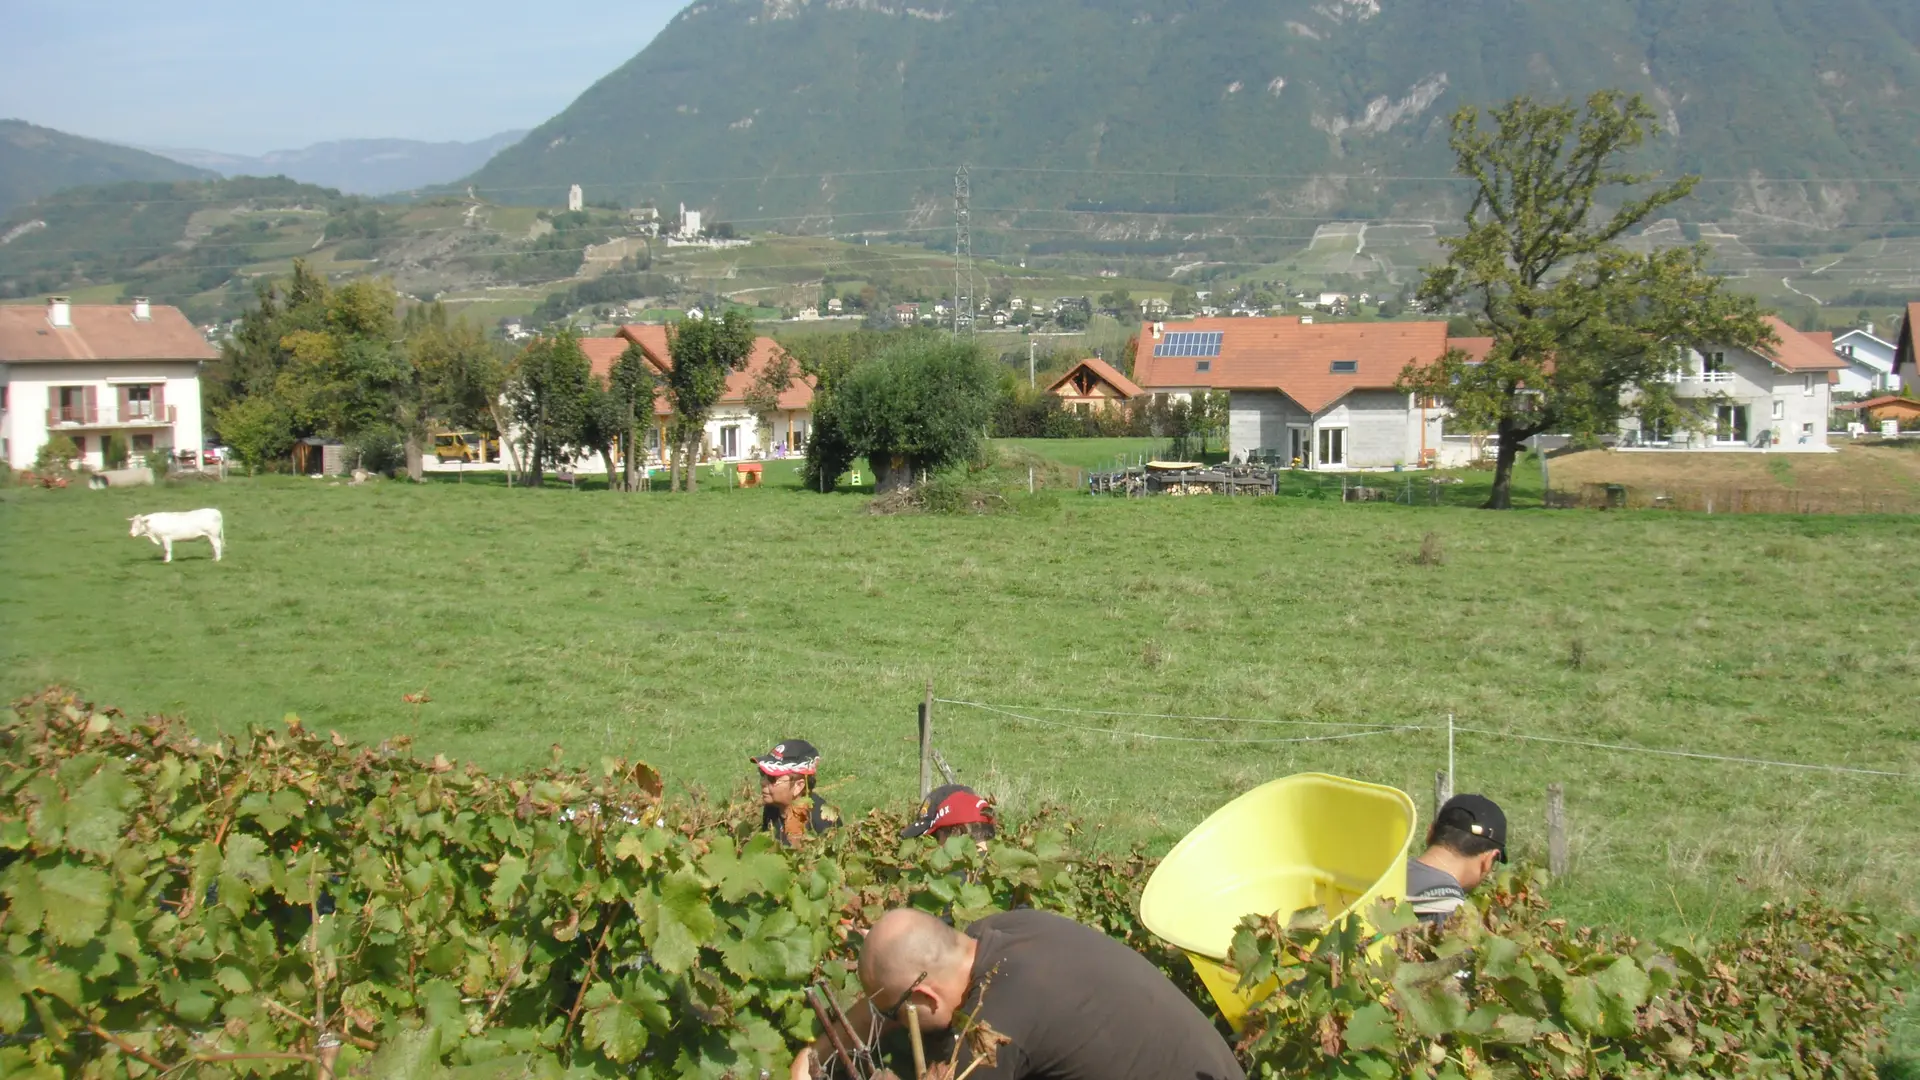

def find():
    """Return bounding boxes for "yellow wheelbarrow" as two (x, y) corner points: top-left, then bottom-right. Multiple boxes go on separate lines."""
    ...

(1140, 773), (1416, 1030)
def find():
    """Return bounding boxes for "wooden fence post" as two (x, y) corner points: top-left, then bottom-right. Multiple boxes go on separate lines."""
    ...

(1547, 783), (1568, 878)
(918, 683), (934, 799)
(1434, 770), (1452, 825)
(931, 748), (958, 787)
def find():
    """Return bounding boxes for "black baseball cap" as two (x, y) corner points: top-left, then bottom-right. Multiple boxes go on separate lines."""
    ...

(900, 784), (996, 838)
(1435, 794), (1507, 861)
(750, 739), (820, 777)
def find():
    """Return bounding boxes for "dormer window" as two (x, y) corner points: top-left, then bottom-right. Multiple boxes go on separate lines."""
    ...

(1195, 360), (1211, 373)
(1330, 360), (1358, 374)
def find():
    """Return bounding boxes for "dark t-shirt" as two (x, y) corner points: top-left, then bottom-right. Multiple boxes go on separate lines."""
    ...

(897, 909), (1244, 1080)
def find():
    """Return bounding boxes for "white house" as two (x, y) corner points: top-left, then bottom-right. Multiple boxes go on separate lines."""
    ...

(1620, 317), (1843, 450)
(1132, 317), (1451, 469)
(1, 297), (215, 470)
(577, 325), (815, 465)
(1831, 326), (1899, 395)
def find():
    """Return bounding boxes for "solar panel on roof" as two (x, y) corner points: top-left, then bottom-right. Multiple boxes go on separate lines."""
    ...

(1153, 330), (1224, 358)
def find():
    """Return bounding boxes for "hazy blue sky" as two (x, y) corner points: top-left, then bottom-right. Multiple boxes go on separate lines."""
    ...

(0, 0), (684, 154)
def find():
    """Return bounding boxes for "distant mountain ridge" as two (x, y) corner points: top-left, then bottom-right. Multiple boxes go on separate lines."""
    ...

(0, 119), (215, 216)
(151, 132), (528, 196)
(465, 0), (1920, 239)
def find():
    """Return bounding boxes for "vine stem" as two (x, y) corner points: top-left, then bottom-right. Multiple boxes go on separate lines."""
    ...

(564, 902), (619, 1040)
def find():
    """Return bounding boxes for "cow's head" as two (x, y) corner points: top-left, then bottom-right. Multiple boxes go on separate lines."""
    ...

(128, 515), (149, 538)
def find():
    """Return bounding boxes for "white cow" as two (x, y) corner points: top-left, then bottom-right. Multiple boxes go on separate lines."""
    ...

(129, 509), (225, 563)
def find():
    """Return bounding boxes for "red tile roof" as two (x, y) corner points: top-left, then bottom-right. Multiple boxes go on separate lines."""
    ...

(1834, 395), (1920, 411)
(1450, 336), (1495, 364)
(0, 302), (218, 362)
(1131, 318), (1450, 413)
(1045, 356), (1145, 400)
(1758, 317), (1847, 373)
(579, 324), (814, 414)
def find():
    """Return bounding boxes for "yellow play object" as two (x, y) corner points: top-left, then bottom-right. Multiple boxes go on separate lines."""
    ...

(1140, 773), (1417, 1030)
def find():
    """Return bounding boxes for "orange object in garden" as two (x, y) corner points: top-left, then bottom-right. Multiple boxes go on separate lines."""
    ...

(737, 461), (763, 488)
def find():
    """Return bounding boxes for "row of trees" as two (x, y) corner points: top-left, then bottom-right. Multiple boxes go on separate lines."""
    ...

(210, 263), (506, 480)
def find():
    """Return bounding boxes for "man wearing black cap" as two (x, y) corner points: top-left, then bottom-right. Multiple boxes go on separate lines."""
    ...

(1407, 793), (1508, 925)
(901, 784), (997, 851)
(751, 739), (840, 846)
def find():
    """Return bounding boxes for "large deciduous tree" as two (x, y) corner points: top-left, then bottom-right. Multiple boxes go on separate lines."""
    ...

(401, 302), (509, 482)
(1398, 91), (1772, 509)
(662, 310), (756, 493)
(504, 331), (593, 487)
(833, 336), (997, 494)
(794, 329), (900, 492)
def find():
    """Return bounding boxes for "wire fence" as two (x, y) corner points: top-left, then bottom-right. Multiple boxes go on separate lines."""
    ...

(932, 697), (1920, 782)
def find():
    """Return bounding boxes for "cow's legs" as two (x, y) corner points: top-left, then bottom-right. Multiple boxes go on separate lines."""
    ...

(162, 538), (173, 563)
(211, 534), (223, 561)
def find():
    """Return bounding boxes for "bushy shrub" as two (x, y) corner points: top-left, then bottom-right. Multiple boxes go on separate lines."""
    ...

(347, 425), (407, 475)
(34, 432), (79, 471)
(102, 433), (130, 469)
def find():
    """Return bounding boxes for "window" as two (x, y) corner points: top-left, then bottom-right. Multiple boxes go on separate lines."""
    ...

(1771, 399), (1785, 420)
(1802, 374), (1815, 396)
(1715, 405), (1748, 444)
(1842, 344), (1855, 357)
(125, 384), (153, 419)
(1801, 422), (1814, 437)
(1702, 351), (1729, 372)
(791, 421), (808, 452)
(56, 386), (88, 423)
(719, 425), (740, 459)
(132, 434), (154, 452)
(71, 435), (87, 455)
(1317, 426), (1346, 467)
(1289, 427), (1311, 466)
(1330, 360), (1359, 374)
(1195, 360), (1211, 373)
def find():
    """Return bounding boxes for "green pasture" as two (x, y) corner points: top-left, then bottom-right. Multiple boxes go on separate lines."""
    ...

(4, 446), (1919, 957)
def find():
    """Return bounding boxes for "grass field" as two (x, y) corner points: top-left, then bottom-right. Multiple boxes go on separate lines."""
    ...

(7, 449), (1920, 942)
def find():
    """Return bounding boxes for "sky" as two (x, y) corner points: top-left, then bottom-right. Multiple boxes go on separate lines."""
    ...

(0, 0), (685, 154)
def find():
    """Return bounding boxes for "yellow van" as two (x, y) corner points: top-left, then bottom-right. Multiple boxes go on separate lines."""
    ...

(432, 432), (499, 463)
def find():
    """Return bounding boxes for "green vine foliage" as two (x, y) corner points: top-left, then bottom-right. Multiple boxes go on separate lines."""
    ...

(2, 689), (1912, 1079)
(0, 690), (1154, 1079)
(1231, 870), (1916, 1080)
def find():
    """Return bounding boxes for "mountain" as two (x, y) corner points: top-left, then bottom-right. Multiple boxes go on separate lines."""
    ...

(467, 0), (1920, 241)
(0, 119), (216, 216)
(150, 132), (528, 196)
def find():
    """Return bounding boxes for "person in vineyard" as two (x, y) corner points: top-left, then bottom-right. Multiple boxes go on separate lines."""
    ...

(795, 907), (1244, 1080)
(1407, 793), (1507, 925)
(899, 784), (996, 852)
(753, 738), (840, 845)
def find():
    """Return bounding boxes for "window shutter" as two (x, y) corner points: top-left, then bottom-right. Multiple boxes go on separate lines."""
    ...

(84, 385), (98, 424)
(152, 383), (166, 420)
(117, 385), (130, 421)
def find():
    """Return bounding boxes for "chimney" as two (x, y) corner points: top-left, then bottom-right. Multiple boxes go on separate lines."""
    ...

(1865, 320), (1874, 337)
(132, 297), (152, 321)
(47, 296), (71, 328)
(1151, 321), (1164, 339)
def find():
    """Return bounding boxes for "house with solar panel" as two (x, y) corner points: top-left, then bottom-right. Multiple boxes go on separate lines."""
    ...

(1131, 318), (1452, 469)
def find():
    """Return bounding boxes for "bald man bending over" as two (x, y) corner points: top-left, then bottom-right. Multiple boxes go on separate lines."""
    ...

(802, 907), (1242, 1080)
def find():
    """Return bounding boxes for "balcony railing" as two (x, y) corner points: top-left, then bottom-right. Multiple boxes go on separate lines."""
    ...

(1667, 371), (1736, 385)
(45, 404), (178, 427)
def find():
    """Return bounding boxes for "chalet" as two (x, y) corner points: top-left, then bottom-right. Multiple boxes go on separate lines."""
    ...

(1622, 317), (1843, 450)
(1, 297), (215, 471)
(1131, 317), (1449, 469)
(577, 325), (815, 464)
(1046, 358), (1143, 413)
(893, 304), (919, 327)
(1831, 326), (1898, 394)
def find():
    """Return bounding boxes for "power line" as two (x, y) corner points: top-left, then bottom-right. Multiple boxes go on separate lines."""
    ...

(1453, 726), (1920, 781)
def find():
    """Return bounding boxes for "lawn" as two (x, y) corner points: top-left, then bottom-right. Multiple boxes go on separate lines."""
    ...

(4, 455), (1919, 955)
